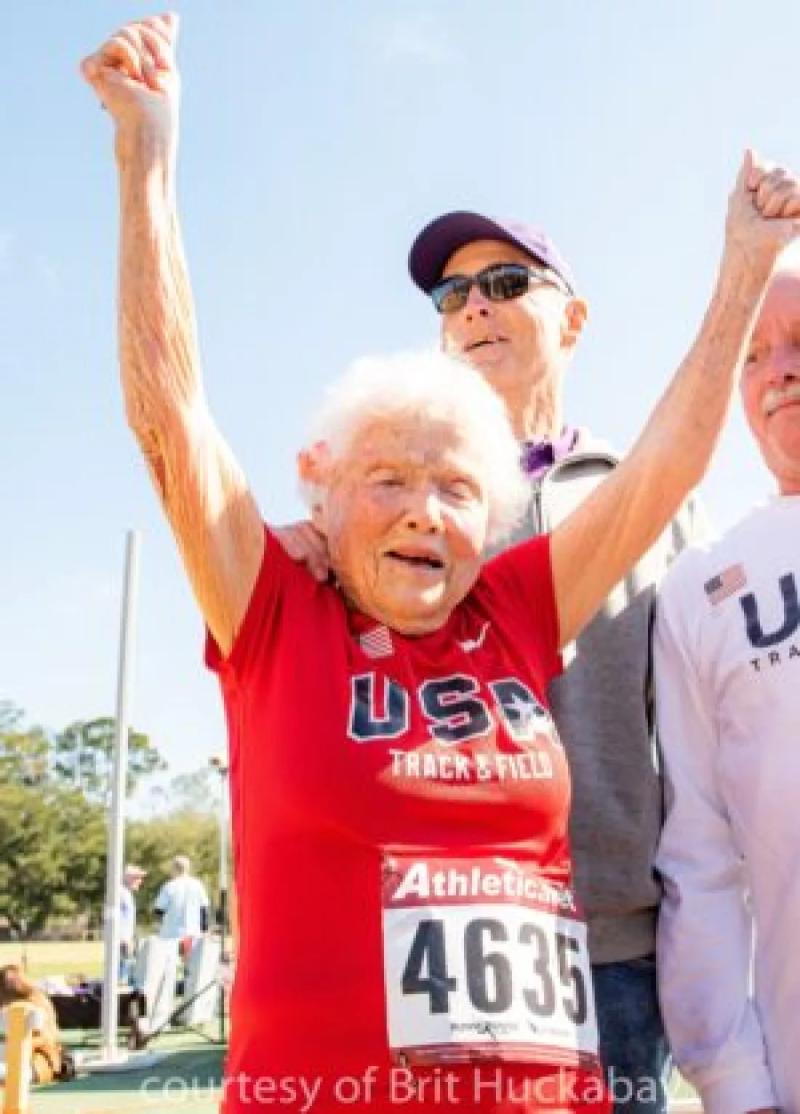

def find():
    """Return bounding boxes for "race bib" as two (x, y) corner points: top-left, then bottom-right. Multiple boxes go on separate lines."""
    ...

(382, 855), (598, 1067)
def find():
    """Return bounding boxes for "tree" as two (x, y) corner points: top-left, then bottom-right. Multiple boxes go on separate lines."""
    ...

(54, 717), (167, 802)
(0, 782), (106, 935)
(0, 702), (51, 787)
(0, 703), (169, 935)
(164, 768), (219, 815)
(0, 704), (167, 802)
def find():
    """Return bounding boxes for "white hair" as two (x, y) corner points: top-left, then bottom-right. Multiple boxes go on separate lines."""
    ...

(302, 349), (529, 546)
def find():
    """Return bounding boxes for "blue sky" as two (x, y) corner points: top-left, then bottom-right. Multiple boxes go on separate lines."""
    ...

(3, 1), (800, 788)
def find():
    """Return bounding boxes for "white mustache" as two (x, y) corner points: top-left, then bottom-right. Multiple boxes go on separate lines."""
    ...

(763, 381), (800, 416)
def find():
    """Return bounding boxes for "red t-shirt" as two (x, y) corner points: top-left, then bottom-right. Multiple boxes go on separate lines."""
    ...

(207, 528), (607, 1113)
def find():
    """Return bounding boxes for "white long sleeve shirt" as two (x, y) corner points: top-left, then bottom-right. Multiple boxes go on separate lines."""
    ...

(654, 496), (800, 1114)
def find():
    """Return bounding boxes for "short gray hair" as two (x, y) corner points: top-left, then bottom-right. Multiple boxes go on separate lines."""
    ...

(302, 349), (529, 546)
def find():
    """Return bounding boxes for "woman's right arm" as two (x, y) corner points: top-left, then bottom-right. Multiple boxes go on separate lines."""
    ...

(82, 14), (263, 656)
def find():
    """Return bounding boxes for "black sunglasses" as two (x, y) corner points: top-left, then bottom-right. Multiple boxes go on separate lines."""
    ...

(430, 262), (569, 315)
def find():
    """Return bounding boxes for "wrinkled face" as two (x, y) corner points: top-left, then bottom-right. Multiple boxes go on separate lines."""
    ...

(741, 270), (800, 494)
(317, 416), (489, 634)
(438, 240), (572, 420)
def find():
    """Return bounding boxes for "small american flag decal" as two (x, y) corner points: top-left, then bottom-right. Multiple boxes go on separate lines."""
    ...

(704, 563), (747, 605)
(359, 625), (394, 659)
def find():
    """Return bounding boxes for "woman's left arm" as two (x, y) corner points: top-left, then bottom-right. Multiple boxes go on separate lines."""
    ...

(552, 152), (800, 649)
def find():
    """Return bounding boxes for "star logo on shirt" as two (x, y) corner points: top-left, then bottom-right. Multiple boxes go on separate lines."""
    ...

(505, 692), (550, 740)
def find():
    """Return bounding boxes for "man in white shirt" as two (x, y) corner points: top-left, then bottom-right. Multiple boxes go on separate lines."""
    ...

(153, 855), (210, 956)
(655, 249), (800, 1114)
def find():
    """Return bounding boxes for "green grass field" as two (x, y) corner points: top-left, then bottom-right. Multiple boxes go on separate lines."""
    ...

(0, 939), (104, 979)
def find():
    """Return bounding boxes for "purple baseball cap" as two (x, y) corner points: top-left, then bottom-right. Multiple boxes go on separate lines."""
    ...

(408, 210), (576, 296)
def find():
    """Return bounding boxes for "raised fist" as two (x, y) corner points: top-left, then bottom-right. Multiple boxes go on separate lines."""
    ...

(727, 149), (800, 273)
(80, 13), (179, 149)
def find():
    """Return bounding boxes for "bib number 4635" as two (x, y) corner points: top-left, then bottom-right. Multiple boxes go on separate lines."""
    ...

(402, 916), (587, 1022)
(384, 902), (597, 1061)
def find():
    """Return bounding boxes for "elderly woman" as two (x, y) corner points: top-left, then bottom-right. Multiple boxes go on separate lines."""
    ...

(81, 14), (800, 1114)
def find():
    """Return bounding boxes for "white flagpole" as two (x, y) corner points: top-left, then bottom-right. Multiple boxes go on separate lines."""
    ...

(100, 529), (140, 1062)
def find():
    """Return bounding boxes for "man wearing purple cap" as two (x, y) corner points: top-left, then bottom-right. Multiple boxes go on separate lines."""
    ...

(405, 210), (705, 1113)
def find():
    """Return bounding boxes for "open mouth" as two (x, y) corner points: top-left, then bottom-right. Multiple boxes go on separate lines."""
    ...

(767, 398), (800, 417)
(386, 551), (445, 570)
(764, 385), (800, 417)
(465, 336), (509, 352)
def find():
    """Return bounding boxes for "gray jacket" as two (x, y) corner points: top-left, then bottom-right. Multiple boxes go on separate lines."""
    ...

(500, 430), (705, 964)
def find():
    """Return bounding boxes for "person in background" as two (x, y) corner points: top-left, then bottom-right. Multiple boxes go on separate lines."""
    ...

(153, 855), (209, 959)
(119, 862), (146, 982)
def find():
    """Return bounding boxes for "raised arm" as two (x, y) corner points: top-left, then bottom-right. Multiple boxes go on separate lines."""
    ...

(81, 14), (263, 655)
(551, 154), (800, 648)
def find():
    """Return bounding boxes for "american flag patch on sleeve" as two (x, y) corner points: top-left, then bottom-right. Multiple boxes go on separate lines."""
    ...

(704, 563), (746, 605)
